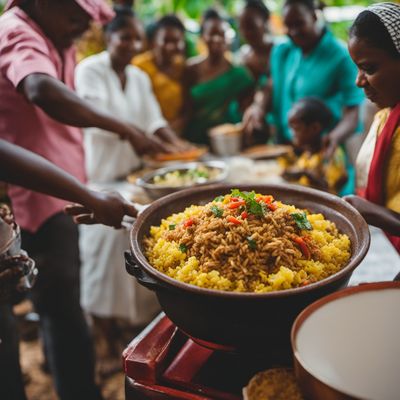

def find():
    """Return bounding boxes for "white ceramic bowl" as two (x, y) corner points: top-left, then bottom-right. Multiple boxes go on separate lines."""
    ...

(292, 282), (400, 400)
(208, 124), (243, 156)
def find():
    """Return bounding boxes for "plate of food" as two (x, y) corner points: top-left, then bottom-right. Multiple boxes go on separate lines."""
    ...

(135, 161), (228, 200)
(142, 147), (208, 168)
(241, 144), (292, 160)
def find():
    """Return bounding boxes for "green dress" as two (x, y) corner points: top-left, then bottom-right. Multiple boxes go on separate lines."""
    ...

(184, 65), (254, 144)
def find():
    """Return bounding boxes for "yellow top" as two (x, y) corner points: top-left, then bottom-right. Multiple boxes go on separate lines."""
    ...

(356, 108), (400, 212)
(132, 51), (184, 124)
(280, 147), (347, 194)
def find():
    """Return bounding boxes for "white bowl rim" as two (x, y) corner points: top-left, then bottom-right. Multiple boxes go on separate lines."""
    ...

(291, 281), (400, 398)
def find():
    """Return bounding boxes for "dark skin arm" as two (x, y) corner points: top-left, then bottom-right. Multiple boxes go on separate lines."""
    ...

(344, 195), (400, 236)
(0, 140), (137, 228)
(323, 105), (360, 159)
(20, 73), (169, 155)
(242, 79), (273, 136)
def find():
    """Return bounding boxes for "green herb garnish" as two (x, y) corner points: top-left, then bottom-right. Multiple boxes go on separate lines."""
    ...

(214, 195), (225, 202)
(291, 212), (312, 231)
(230, 189), (265, 217)
(211, 205), (223, 218)
(168, 224), (176, 230)
(247, 236), (257, 250)
(179, 243), (188, 253)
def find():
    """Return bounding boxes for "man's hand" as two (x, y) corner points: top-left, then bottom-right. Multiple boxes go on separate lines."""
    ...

(323, 134), (339, 161)
(242, 103), (265, 137)
(65, 191), (138, 228)
(124, 126), (172, 155)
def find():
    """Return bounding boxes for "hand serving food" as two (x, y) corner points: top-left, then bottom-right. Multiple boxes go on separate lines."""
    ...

(65, 191), (138, 229)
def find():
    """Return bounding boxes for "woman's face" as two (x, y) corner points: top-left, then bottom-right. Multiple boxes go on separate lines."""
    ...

(153, 27), (185, 63)
(282, 4), (318, 50)
(202, 19), (230, 57)
(107, 18), (145, 67)
(239, 9), (266, 48)
(348, 36), (400, 109)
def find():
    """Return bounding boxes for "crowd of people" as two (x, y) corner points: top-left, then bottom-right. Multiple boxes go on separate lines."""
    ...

(0, 0), (399, 399)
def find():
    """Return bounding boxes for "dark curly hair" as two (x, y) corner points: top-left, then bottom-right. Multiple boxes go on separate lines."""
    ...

(243, 0), (270, 20)
(291, 97), (332, 130)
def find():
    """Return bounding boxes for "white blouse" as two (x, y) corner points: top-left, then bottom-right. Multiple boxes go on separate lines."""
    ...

(75, 51), (167, 182)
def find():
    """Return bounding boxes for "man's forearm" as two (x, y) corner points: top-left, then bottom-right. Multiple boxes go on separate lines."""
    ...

(21, 74), (131, 138)
(0, 140), (93, 206)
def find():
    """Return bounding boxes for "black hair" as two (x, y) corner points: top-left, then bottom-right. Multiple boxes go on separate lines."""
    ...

(292, 97), (332, 130)
(283, 0), (316, 12)
(349, 10), (400, 59)
(104, 7), (135, 34)
(200, 8), (225, 34)
(154, 14), (185, 35)
(243, 0), (270, 21)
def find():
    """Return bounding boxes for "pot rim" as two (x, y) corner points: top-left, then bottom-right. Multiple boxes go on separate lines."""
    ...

(291, 281), (400, 397)
(130, 183), (371, 298)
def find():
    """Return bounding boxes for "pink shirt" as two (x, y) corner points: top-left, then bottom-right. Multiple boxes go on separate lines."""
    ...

(0, 8), (86, 233)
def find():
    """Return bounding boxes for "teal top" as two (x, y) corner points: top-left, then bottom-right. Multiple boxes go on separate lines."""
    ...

(184, 65), (254, 144)
(270, 30), (365, 143)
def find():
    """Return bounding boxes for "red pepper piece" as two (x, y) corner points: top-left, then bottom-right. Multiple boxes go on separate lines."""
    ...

(241, 211), (248, 219)
(228, 200), (246, 209)
(227, 216), (242, 225)
(267, 202), (277, 211)
(184, 218), (194, 228)
(263, 195), (274, 204)
(292, 236), (311, 259)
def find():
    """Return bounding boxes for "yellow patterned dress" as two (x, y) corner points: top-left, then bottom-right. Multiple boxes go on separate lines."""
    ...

(280, 147), (347, 195)
(132, 51), (184, 125)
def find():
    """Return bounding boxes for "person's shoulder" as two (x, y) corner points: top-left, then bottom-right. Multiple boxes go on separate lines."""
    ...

(270, 37), (294, 59)
(0, 8), (45, 46)
(186, 54), (205, 69)
(132, 51), (153, 68)
(76, 52), (108, 75)
(322, 30), (351, 58)
(77, 51), (108, 68)
(128, 64), (152, 83)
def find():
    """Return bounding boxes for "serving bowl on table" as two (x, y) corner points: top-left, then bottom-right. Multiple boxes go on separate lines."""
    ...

(125, 184), (370, 360)
(135, 161), (228, 200)
(208, 123), (243, 156)
(292, 281), (400, 400)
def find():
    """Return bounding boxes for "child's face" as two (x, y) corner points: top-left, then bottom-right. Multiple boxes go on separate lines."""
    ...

(288, 112), (321, 149)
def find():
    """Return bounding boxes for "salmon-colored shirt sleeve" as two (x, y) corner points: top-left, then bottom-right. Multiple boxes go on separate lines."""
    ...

(0, 28), (58, 88)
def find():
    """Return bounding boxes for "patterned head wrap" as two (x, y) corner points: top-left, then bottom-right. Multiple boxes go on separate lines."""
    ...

(5, 0), (114, 24)
(366, 2), (400, 54)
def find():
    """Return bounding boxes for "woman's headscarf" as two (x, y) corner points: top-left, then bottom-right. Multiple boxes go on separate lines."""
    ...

(5, 0), (114, 24)
(366, 2), (400, 54)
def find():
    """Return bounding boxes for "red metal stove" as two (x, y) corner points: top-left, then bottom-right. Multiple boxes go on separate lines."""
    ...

(123, 313), (291, 399)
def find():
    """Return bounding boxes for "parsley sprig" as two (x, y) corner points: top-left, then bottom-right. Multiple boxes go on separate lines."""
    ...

(291, 212), (312, 231)
(230, 189), (265, 217)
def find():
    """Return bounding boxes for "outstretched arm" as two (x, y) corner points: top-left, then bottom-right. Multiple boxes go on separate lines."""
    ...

(20, 73), (168, 155)
(324, 106), (360, 159)
(0, 140), (137, 228)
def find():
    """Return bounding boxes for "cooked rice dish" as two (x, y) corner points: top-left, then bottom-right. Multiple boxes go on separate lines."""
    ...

(144, 190), (351, 292)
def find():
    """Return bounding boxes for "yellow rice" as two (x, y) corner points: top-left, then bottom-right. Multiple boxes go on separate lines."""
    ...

(144, 192), (351, 293)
